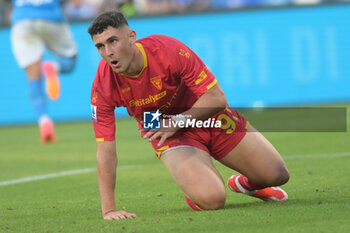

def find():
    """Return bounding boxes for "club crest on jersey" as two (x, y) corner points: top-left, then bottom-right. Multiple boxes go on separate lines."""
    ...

(91, 105), (97, 122)
(150, 76), (162, 90)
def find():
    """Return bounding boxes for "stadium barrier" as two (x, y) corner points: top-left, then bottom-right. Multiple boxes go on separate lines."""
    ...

(0, 4), (349, 125)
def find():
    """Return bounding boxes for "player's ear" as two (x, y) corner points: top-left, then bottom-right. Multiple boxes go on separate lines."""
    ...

(129, 30), (136, 44)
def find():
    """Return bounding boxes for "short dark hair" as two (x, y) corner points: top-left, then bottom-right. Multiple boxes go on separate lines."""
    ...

(88, 11), (129, 37)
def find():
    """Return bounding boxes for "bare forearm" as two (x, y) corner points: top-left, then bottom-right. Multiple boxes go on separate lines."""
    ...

(182, 83), (227, 120)
(96, 141), (118, 214)
(95, 141), (137, 220)
(97, 155), (117, 214)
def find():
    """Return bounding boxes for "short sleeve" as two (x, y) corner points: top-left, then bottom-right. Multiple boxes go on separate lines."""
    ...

(174, 40), (217, 97)
(91, 76), (116, 142)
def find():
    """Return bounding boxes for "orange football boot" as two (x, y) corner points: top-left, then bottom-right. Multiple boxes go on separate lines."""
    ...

(228, 174), (288, 201)
(42, 61), (60, 100)
(39, 116), (57, 143)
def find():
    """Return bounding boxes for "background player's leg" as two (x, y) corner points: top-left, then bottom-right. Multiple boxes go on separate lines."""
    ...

(41, 55), (76, 100)
(56, 55), (77, 73)
(41, 21), (77, 100)
(160, 147), (226, 210)
(26, 60), (47, 118)
(219, 125), (289, 188)
(11, 20), (56, 143)
(26, 60), (56, 143)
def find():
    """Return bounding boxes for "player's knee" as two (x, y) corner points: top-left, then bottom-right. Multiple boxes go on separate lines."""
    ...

(197, 191), (226, 210)
(265, 165), (290, 186)
(278, 166), (290, 185)
(255, 161), (289, 187)
(57, 56), (76, 73)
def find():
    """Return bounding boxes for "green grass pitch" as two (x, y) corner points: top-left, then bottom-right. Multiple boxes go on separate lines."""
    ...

(1, 106), (350, 233)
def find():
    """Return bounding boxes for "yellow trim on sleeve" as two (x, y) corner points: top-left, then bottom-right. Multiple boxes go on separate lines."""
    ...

(96, 138), (105, 142)
(245, 121), (250, 130)
(206, 79), (217, 90)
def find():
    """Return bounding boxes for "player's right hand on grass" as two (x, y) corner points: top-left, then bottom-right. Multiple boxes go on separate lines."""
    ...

(103, 210), (137, 220)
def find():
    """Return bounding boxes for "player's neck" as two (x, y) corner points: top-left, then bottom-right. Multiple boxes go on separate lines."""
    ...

(121, 45), (144, 77)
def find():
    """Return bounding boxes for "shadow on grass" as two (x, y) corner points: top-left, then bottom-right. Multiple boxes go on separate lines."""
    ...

(147, 196), (331, 216)
(140, 195), (340, 219)
(163, 201), (270, 214)
(224, 198), (330, 210)
(224, 201), (270, 209)
(168, 198), (322, 213)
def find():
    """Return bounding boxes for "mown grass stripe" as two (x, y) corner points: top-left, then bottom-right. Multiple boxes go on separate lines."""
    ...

(0, 152), (348, 187)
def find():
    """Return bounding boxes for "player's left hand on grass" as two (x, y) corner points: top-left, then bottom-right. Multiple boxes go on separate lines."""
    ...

(103, 210), (137, 220)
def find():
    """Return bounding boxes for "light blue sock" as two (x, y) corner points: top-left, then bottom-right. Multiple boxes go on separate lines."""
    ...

(57, 56), (76, 74)
(28, 79), (47, 117)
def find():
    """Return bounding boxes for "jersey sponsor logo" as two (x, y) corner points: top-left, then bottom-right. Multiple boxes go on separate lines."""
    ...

(179, 49), (190, 59)
(143, 110), (161, 129)
(122, 87), (131, 93)
(150, 76), (162, 90)
(129, 90), (167, 107)
(91, 105), (97, 122)
(92, 91), (98, 103)
(159, 87), (179, 112)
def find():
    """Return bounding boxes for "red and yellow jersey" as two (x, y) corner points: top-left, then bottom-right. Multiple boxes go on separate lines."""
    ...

(91, 35), (217, 141)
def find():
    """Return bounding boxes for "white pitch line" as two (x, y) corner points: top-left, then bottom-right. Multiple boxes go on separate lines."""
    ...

(284, 152), (349, 160)
(0, 164), (162, 187)
(0, 168), (95, 187)
(0, 152), (349, 187)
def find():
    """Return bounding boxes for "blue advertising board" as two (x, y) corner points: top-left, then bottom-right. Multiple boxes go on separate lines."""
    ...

(0, 4), (349, 125)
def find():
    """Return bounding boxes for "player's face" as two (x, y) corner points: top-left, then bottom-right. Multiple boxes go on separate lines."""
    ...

(92, 25), (137, 75)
